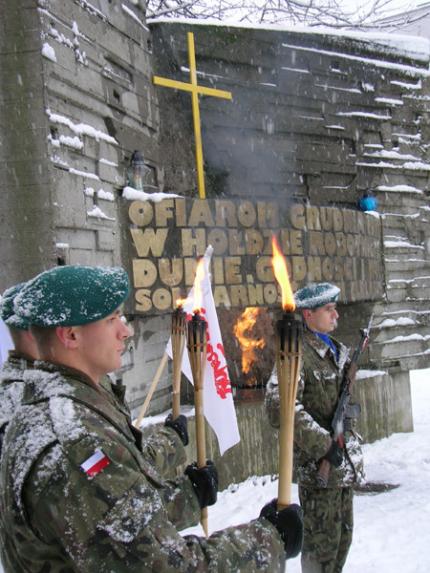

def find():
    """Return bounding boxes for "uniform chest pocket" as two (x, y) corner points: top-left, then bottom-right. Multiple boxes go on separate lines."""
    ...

(307, 368), (340, 412)
(313, 369), (336, 382)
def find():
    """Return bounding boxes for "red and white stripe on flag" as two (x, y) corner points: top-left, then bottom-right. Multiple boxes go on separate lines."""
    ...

(80, 449), (110, 478)
(166, 245), (240, 456)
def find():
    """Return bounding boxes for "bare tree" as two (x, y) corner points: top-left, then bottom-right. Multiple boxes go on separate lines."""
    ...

(145, 0), (429, 30)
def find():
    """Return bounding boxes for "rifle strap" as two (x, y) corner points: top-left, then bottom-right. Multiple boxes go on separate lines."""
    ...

(344, 445), (358, 483)
(329, 359), (350, 430)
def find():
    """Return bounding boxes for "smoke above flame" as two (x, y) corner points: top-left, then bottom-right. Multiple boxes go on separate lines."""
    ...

(192, 257), (206, 313)
(233, 307), (266, 377)
(271, 235), (295, 312)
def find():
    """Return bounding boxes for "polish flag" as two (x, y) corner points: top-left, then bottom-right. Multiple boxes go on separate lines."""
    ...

(167, 245), (240, 455)
(80, 449), (110, 477)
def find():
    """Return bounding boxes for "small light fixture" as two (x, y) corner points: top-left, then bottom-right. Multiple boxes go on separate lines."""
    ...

(359, 189), (378, 212)
(127, 150), (146, 190)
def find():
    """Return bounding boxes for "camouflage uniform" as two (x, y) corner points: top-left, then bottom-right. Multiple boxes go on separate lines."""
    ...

(0, 362), (286, 572)
(1, 363), (185, 479)
(0, 351), (35, 458)
(100, 375), (187, 478)
(266, 329), (364, 573)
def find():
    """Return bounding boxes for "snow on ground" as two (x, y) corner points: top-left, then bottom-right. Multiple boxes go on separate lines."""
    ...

(0, 370), (428, 571)
(182, 369), (430, 572)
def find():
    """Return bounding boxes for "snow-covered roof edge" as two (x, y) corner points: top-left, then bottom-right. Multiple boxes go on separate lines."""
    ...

(149, 17), (430, 64)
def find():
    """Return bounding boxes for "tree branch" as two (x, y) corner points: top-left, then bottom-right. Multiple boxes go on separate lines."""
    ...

(146, 0), (428, 31)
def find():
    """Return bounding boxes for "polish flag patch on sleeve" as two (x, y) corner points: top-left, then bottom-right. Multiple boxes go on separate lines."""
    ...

(80, 448), (110, 478)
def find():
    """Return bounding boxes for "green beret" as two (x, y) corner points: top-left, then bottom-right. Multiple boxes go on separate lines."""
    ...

(295, 282), (340, 309)
(0, 282), (30, 330)
(14, 266), (130, 327)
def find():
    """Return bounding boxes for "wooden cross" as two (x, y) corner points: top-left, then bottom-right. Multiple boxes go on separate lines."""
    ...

(153, 32), (232, 199)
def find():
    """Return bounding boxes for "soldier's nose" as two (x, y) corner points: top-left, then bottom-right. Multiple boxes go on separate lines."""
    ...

(120, 322), (132, 339)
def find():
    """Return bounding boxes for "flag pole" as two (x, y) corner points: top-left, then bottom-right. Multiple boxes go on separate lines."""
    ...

(134, 353), (168, 428)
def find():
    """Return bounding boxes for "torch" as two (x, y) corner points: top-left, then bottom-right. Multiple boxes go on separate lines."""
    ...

(171, 300), (186, 419)
(272, 236), (303, 509)
(186, 259), (209, 536)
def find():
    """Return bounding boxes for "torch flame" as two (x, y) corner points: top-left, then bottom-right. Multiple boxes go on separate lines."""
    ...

(233, 307), (265, 377)
(192, 257), (206, 313)
(271, 236), (295, 312)
(175, 296), (188, 309)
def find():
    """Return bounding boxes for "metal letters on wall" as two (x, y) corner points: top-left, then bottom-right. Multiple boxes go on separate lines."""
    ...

(124, 198), (383, 315)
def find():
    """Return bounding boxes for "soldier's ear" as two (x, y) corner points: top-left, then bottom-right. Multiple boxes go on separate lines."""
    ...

(56, 326), (79, 349)
(302, 309), (311, 321)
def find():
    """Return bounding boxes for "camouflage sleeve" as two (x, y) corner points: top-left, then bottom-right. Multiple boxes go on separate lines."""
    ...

(159, 474), (200, 530)
(139, 423), (200, 529)
(140, 424), (187, 478)
(294, 371), (332, 460)
(183, 518), (286, 572)
(24, 441), (286, 572)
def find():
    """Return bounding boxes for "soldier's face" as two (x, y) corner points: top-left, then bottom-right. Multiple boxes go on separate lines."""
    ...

(75, 308), (131, 382)
(304, 303), (338, 333)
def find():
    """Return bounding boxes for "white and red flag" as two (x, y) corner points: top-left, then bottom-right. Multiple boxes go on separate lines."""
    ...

(166, 245), (240, 455)
(80, 449), (110, 478)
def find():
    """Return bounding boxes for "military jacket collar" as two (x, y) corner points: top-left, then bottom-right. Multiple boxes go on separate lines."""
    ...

(24, 361), (128, 414)
(2, 351), (35, 375)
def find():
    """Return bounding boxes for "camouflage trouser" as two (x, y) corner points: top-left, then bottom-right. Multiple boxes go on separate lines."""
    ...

(299, 485), (353, 573)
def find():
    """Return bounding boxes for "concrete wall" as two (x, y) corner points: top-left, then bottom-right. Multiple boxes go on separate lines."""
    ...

(0, 1), (56, 283)
(148, 22), (430, 450)
(2, 4), (430, 482)
(0, 0), (171, 412)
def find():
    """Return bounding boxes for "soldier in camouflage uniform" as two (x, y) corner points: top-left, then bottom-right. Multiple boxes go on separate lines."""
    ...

(0, 265), (303, 572)
(0, 282), (186, 481)
(266, 282), (364, 573)
(0, 282), (39, 457)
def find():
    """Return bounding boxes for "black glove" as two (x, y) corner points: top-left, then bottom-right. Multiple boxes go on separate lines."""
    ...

(185, 460), (218, 509)
(260, 500), (303, 558)
(165, 414), (189, 446)
(324, 440), (343, 468)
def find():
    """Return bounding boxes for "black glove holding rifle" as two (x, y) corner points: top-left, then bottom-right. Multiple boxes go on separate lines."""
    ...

(316, 315), (373, 487)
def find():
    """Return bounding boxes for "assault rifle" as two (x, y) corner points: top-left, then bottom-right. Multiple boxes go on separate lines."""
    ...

(316, 314), (373, 488)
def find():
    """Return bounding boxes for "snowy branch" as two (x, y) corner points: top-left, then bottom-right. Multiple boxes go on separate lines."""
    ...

(146, 0), (428, 30)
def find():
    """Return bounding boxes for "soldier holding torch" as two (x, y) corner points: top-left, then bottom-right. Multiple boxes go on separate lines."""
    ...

(0, 265), (303, 572)
(266, 282), (365, 573)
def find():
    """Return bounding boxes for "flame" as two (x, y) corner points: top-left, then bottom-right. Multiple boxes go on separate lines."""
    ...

(271, 235), (295, 311)
(192, 257), (206, 313)
(233, 307), (266, 375)
(175, 296), (188, 309)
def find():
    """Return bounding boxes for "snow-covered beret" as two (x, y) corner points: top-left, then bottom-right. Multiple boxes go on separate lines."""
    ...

(14, 265), (130, 327)
(0, 282), (30, 330)
(295, 282), (340, 309)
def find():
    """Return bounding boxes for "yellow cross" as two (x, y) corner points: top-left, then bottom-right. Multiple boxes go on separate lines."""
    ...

(153, 32), (233, 199)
